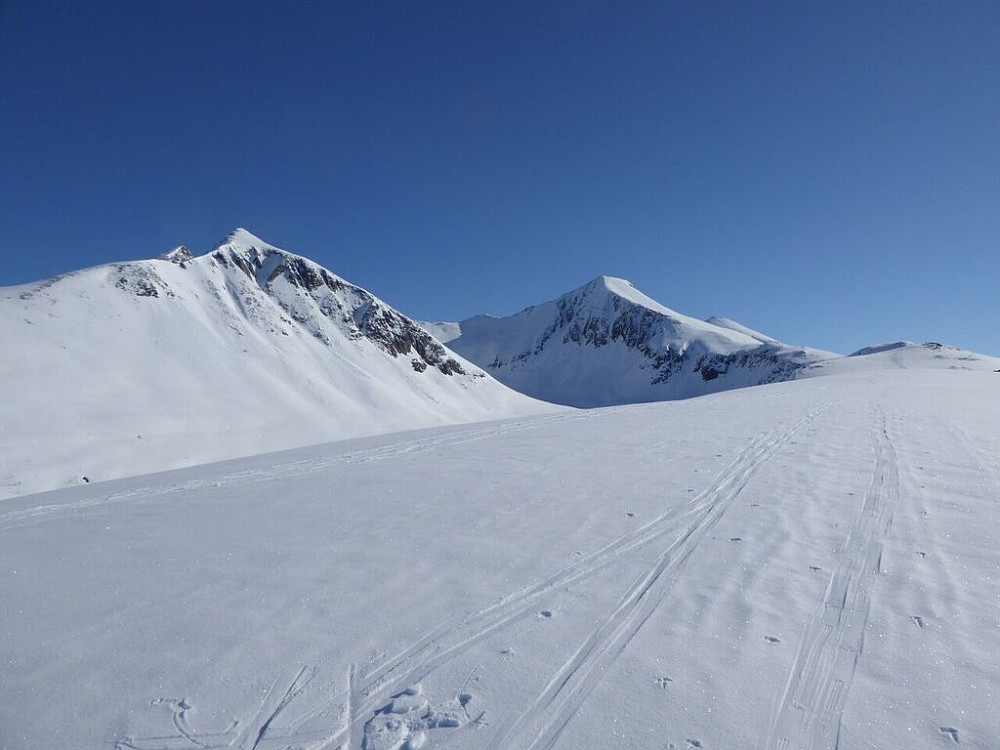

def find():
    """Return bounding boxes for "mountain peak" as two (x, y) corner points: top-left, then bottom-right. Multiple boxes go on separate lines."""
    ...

(159, 246), (192, 264)
(212, 227), (279, 255)
(575, 275), (650, 302)
(582, 275), (634, 292)
(564, 275), (678, 319)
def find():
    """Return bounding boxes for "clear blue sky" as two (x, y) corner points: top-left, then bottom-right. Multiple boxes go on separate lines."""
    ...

(2, 1), (998, 355)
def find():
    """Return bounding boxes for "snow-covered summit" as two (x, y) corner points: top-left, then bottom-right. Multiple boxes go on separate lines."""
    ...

(202, 228), (473, 374)
(439, 276), (834, 407)
(214, 226), (280, 252)
(159, 245), (193, 264)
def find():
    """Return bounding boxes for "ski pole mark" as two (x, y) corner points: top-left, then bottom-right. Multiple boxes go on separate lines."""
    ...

(234, 666), (316, 750)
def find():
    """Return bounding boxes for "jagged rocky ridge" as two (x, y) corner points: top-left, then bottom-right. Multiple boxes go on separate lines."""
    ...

(208, 236), (465, 375)
(432, 276), (834, 407)
(102, 230), (466, 375)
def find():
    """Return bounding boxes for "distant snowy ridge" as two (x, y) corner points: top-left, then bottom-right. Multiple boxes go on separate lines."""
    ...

(433, 276), (837, 407)
(849, 341), (914, 357)
(419, 320), (462, 344)
(805, 340), (1000, 375)
(705, 315), (780, 345)
(0, 229), (551, 498)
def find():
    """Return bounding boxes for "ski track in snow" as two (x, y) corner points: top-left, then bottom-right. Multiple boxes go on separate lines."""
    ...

(485, 404), (831, 750)
(761, 405), (900, 750)
(114, 403), (829, 750)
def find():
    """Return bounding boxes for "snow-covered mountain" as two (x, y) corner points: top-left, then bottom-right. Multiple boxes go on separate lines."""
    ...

(428, 275), (836, 407)
(0, 229), (551, 498)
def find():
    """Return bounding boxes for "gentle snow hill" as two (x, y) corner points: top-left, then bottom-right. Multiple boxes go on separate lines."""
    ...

(431, 276), (837, 407)
(803, 340), (1000, 376)
(0, 229), (553, 499)
(2, 363), (998, 749)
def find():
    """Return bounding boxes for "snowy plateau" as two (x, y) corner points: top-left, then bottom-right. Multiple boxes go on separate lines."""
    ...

(1, 231), (999, 750)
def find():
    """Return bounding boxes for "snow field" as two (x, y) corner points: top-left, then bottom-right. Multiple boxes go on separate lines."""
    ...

(2, 366), (997, 748)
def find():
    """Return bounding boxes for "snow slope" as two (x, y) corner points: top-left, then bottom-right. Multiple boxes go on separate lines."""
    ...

(705, 314), (781, 344)
(0, 229), (552, 499)
(2, 355), (998, 749)
(419, 320), (462, 344)
(433, 276), (836, 407)
(805, 340), (1000, 376)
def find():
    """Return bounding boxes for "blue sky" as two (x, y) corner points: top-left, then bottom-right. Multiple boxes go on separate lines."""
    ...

(2, 1), (998, 355)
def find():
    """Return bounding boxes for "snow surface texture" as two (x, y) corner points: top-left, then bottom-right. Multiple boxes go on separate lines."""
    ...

(434, 276), (837, 407)
(0, 229), (553, 499)
(1, 349), (998, 749)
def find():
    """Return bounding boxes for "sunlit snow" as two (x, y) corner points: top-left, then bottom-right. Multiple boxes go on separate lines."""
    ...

(2, 346), (998, 749)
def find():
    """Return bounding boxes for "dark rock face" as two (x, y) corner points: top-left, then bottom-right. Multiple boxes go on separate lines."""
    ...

(114, 265), (173, 298)
(214, 247), (466, 376)
(692, 349), (800, 385)
(354, 298), (466, 376)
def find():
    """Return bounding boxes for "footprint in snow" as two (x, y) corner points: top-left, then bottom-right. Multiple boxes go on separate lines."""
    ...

(364, 682), (465, 749)
(764, 635), (781, 643)
(910, 615), (926, 628)
(538, 610), (553, 618)
(729, 537), (742, 542)
(809, 566), (823, 572)
(939, 726), (960, 743)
